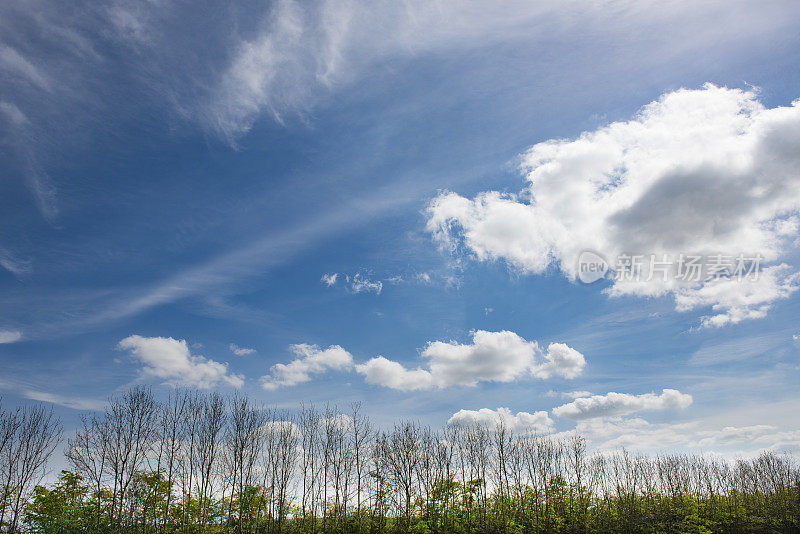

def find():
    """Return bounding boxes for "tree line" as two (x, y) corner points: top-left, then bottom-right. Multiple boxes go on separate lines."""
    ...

(1, 386), (798, 533)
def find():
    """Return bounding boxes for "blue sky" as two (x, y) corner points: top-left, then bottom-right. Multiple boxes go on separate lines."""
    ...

(1, 0), (800, 455)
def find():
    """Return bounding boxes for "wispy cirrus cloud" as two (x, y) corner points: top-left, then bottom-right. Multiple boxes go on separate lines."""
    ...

(5, 179), (422, 341)
(204, 0), (799, 140)
(0, 46), (52, 92)
(0, 376), (104, 411)
(21, 389), (105, 411)
(0, 329), (22, 344)
(1, 0), (796, 228)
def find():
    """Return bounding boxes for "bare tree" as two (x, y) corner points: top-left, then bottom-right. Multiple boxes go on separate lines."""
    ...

(273, 411), (299, 533)
(157, 389), (189, 533)
(191, 391), (226, 532)
(0, 400), (21, 531)
(378, 420), (422, 532)
(67, 412), (110, 532)
(0, 404), (61, 533)
(349, 402), (373, 534)
(298, 403), (320, 533)
(104, 386), (159, 530)
(222, 393), (267, 533)
(10, 390), (800, 533)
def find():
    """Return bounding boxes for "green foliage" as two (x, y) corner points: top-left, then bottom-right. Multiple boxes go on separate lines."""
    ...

(25, 471), (88, 533)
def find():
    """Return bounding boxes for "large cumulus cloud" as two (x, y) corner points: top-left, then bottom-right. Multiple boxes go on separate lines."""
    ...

(427, 84), (800, 327)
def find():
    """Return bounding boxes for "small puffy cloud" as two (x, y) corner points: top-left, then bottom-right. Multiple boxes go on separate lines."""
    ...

(118, 335), (244, 388)
(262, 419), (301, 439)
(321, 413), (355, 431)
(535, 342), (586, 379)
(448, 407), (554, 433)
(325, 271), (383, 293)
(261, 343), (354, 390)
(427, 85), (800, 327)
(0, 329), (22, 344)
(348, 272), (382, 294)
(355, 356), (436, 391)
(229, 343), (256, 356)
(356, 330), (585, 391)
(553, 389), (692, 420)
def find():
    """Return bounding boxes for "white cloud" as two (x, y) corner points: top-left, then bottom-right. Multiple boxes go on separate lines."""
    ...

(0, 329), (22, 344)
(323, 271), (383, 293)
(694, 425), (779, 448)
(448, 407), (554, 433)
(229, 343), (256, 356)
(553, 389), (692, 420)
(546, 389), (593, 399)
(536, 342), (586, 379)
(561, 417), (695, 451)
(22, 390), (105, 411)
(0, 46), (51, 92)
(355, 356), (436, 391)
(348, 272), (382, 294)
(427, 85), (800, 327)
(356, 330), (585, 391)
(675, 264), (800, 328)
(689, 331), (784, 365)
(206, 0), (564, 138)
(118, 335), (244, 388)
(206, 1), (794, 140)
(563, 416), (800, 455)
(263, 419), (301, 438)
(0, 251), (31, 276)
(0, 101), (28, 125)
(261, 343), (354, 390)
(320, 413), (355, 432)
